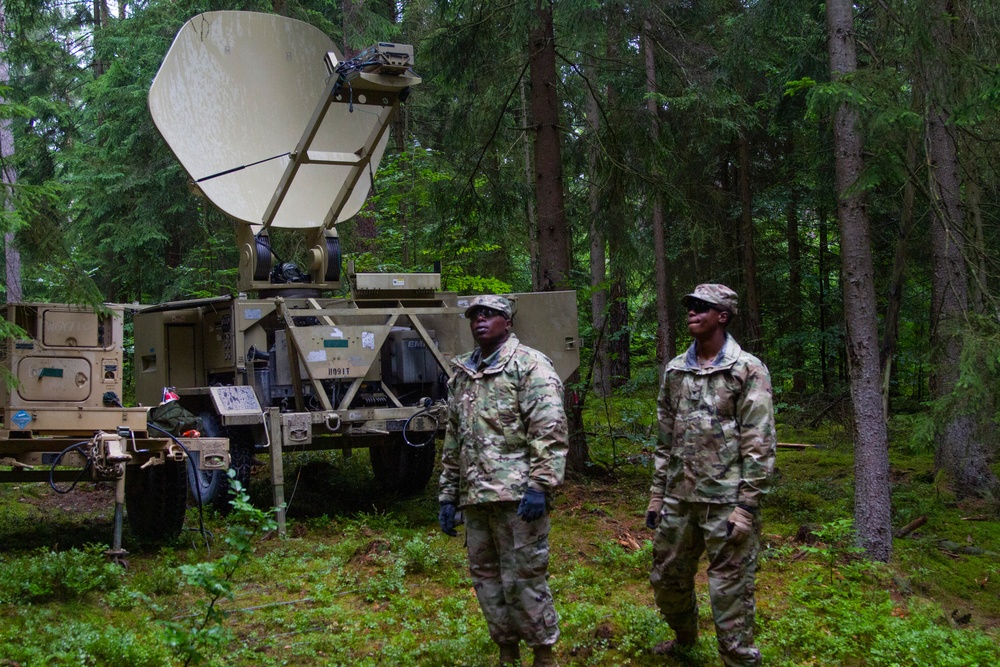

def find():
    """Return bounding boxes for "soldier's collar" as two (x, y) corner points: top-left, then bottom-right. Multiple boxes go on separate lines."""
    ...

(462, 334), (520, 375)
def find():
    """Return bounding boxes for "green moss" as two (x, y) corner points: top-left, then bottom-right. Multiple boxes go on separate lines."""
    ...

(0, 414), (998, 666)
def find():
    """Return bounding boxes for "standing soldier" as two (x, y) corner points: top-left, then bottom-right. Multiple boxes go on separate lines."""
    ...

(438, 295), (568, 667)
(646, 284), (776, 666)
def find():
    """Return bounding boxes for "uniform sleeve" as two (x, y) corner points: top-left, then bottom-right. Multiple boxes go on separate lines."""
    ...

(519, 356), (568, 494)
(735, 360), (777, 507)
(650, 365), (675, 501)
(437, 378), (462, 504)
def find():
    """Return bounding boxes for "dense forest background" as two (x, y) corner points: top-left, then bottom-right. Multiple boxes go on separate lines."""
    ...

(3, 0), (1000, 559)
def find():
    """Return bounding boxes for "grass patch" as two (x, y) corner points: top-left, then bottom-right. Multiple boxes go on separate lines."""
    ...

(0, 410), (998, 665)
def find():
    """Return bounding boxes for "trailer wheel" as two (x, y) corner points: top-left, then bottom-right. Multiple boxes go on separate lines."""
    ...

(186, 412), (228, 506)
(214, 432), (256, 513)
(190, 413), (258, 513)
(125, 460), (187, 544)
(369, 433), (437, 496)
(187, 411), (232, 511)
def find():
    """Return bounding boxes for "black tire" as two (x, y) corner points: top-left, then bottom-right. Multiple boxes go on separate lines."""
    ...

(369, 433), (437, 496)
(189, 412), (258, 514)
(187, 412), (229, 507)
(125, 460), (187, 544)
(213, 432), (255, 514)
(187, 455), (228, 506)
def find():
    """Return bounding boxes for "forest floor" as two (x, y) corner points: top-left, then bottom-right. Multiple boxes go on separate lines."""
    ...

(1, 409), (999, 667)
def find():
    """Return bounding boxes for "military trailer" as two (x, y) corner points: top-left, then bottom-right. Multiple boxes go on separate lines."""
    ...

(0, 303), (229, 559)
(133, 11), (579, 534)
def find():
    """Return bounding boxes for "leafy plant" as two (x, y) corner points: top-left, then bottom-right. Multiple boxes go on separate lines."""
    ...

(594, 540), (653, 579)
(762, 573), (1000, 666)
(798, 518), (865, 583)
(159, 470), (278, 666)
(0, 620), (173, 667)
(0, 543), (123, 603)
(401, 534), (440, 574)
(906, 315), (1000, 456)
(361, 553), (407, 602)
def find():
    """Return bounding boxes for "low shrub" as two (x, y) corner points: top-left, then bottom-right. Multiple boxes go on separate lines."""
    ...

(0, 544), (123, 603)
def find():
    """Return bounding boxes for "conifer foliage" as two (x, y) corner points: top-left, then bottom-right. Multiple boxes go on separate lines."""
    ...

(3, 0), (1000, 550)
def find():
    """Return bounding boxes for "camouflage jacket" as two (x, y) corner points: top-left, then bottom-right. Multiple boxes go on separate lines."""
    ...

(650, 333), (776, 508)
(438, 334), (568, 507)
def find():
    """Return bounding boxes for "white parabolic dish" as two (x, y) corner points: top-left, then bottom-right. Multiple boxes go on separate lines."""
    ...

(149, 11), (389, 229)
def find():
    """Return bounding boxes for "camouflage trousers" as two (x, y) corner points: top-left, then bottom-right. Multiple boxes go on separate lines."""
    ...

(650, 499), (761, 667)
(464, 502), (559, 647)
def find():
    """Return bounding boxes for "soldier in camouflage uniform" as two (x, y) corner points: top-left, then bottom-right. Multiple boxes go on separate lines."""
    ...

(645, 284), (776, 667)
(438, 294), (568, 667)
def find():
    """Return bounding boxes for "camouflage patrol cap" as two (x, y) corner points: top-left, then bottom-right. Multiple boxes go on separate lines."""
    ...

(464, 294), (513, 320)
(682, 283), (739, 315)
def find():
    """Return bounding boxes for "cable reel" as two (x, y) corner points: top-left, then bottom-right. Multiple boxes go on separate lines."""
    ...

(325, 235), (341, 282)
(237, 224), (274, 290)
(308, 228), (342, 287)
(253, 232), (274, 281)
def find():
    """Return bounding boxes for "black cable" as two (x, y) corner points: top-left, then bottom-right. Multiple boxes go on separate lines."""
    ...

(259, 234), (288, 266)
(402, 398), (436, 448)
(104, 393), (212, 550)
(283, 462), (305, 521)
(194, 151), (291, 184)
(48, 441), (93, 494)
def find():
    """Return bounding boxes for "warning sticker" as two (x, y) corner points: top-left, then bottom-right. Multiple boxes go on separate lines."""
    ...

(12, 410), (32, 429)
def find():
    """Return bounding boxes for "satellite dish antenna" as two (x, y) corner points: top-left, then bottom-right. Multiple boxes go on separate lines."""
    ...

(149, 11), (419, 231)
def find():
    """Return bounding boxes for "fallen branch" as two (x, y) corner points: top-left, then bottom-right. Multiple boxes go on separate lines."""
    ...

(777, 442), (816, 450)
(894, 516), (927, 538)
(616, 532), (642, 551)
(172, 597), (316, 620)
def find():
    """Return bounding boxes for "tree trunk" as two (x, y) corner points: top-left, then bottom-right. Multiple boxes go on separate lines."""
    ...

(604, 11), (629, 390)
(881, 133), (917, 415)
(964, 173), (988, 315)
(737, 136), (762, 352)
(2, 231), (18, 302)
(786, 185), (805, 394)
(645, 20), (672, 366)
(341, 0), (378, 247)
(1, 8), (20, 304)
(924, 0), (998, 498)
(608, 274), (630, 388)
(92, 0), (110, 74)
(953, 0), (987, 316)
(529, 0), (570, 290)
(827, 0), (892, 562)
(818, 208), (830, 394)
(527, 0), (585, 471)
(521, 79), (540, 291)
(342, 0), (362, 58)
(586, 59), (610, 397)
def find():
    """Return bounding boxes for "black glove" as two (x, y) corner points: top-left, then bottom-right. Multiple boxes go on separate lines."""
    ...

(517, 489), (547, 522)
(646, 511), (660, 530)
(439, 502), (458, 536)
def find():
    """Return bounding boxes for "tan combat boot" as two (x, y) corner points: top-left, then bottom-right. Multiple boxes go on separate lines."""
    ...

(652, 630), (697, 655)
(532, 645), (557, 667)
(499, 642), (521, 666)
